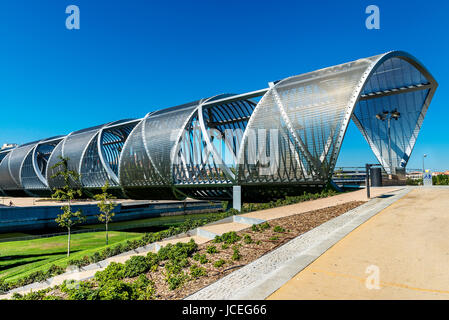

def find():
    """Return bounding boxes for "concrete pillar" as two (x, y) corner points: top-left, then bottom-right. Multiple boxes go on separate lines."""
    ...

(233, 186), (241, 212)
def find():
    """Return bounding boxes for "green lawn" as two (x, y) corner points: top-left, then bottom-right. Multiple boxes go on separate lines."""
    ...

(0, 231), (141, 282)
(78, 212), (223, 231)
(0, 233), (30, 240)
(0, 213), (223, 283)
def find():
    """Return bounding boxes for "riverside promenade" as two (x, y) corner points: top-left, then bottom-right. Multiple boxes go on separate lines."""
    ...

(1, 187), (395, 299)
(269, 187), (449, 300)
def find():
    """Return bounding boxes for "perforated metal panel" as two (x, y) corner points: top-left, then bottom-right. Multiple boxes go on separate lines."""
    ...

(173, 95), (256, 199)
(0, 50), (438, 199)
(352, 57), (433, 173)
(21, 149), (46, 190)
(237, 55), (380, 185)
(0, 153), (18, 190)
(4, 143), (38, 190)
(46, 139), (65, 189)
(237, 51), (437, 185)
(21, 138), (62, 191)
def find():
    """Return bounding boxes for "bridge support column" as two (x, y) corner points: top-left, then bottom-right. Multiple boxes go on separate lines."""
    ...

(233, 186), (241, 212)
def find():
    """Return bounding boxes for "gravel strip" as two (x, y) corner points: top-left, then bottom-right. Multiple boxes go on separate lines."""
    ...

(186, 187), (409, 300)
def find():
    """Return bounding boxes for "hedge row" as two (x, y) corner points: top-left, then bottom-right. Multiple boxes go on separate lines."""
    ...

(0, 211), (234, 294)
(12, 239), (201, 300)
(1, 189), (338, 295)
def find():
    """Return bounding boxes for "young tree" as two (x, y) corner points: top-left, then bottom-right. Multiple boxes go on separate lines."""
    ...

(50, 156), (85, 257)
(94, 181), (118, 245)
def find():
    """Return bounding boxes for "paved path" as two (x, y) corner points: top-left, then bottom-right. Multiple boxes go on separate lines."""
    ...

(0, 196), (202, 208)
(0, 187), (397, 299)
(242, 187), (398, 221)
(268, 187), (449, 300)
(186, 187), (406, 300)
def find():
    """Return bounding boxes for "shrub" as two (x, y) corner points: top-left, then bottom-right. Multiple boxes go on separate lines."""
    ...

(111, 243), (124, 256)
(146, 252), (159, 270)
(95, 262), (125, 284)
(221, 243), (229, 249)
(260, 222), (271, 230)
(240, 190), (338, 213)
(273, 226), (285, 233)
(213, 231), (241, 244)
(269, 236), (279, 241)
(60, 280), (99, 300)
(166, 271), (188, 290)
(213, 259), (226, 268)
(243, 234), (253, 244)
(192, 253), (200, 261)
(206, 245), (218, 254)
(124, 256), (151, 278)
(251, 224), (260, 232)
(11, 288), (51, 300)
(199, 254), (208, 264)
(164, 261), (184, 276)
(131, 275), (156, 300)
(0, 210), (239, 294)
(47, 264), (65, 276)
(190, 264), (207, 279)
(157, 239), (198, 264)
(231, 247), (241, 261)
(89, 251), (102, 264)
(68, 258), (84, 268)
(0, 278), (10, 293)
(98, 279), (134, 300)
(433, 175), (449, 185)
(227, 208), (240, 215)
(43, 295), (62, 300)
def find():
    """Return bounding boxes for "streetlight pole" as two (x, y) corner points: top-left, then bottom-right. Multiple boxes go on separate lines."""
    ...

(422, 154), (427, 184)
(375, 109), (401, 175)
(387, 116), (392, 174)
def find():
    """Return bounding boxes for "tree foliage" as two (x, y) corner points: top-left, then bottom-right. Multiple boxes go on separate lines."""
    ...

(94, 181), (118, 245)
(50, 156), (85, 256)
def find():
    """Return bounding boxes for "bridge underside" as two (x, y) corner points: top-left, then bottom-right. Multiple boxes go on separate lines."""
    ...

(0, 51), (438, 201)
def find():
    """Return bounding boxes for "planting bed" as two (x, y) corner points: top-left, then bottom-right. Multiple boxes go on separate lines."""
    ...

(19, 200), (364, 300)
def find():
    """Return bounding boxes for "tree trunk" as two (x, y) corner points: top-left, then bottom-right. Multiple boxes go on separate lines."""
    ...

(67, 227), (71, 257)
(106, 222), (109, 245)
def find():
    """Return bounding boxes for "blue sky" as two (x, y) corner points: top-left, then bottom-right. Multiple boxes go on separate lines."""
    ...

(0, 0), (447, 170)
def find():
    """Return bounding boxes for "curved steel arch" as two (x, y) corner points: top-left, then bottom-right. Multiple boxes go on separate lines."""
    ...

(0, 141), (41, 195)
(236, 51), (437, 187)
(47, 123), (108, 189)
(21, 136), (64, 194)
(0, 50), (438, 200)
(119, 101), (201, 199)
(172, 94), (256, 200)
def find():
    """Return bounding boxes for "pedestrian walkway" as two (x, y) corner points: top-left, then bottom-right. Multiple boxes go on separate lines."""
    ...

(268, 187), (449, 300)
(0, 187), (397, 299)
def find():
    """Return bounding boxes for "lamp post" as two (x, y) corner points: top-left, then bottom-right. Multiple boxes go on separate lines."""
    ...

(375, 109), (401, 175)
(422, 154), (427, 183)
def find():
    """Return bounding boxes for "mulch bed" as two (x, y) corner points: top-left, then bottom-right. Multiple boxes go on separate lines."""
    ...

(154, 200), (365, 299)
(45, 200), (365, 300)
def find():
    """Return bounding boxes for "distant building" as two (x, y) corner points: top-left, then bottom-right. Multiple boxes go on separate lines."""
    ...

(1, 143), (17, 150)
(407, 171), (423, 180)
(0, 51), (439, 202)
(432, 171), (449, 176)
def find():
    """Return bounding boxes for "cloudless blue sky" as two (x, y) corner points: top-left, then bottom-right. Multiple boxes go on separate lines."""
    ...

(0, 0), (447, 170)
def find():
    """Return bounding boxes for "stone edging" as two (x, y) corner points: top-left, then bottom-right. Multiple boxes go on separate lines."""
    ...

(185, 187), (410, 300)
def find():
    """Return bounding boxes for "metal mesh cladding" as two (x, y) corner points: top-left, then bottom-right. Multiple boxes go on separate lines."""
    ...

(0, 51), (438, 198)
(0, 153), (18, 190)
(3, 143), (38, 190)
(172, 96), (256, 199)
(46, 139), (65, 189)
(80, 132), (111, 188)
(237, 55), (381, 185)
(352, 57), (433, 173)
